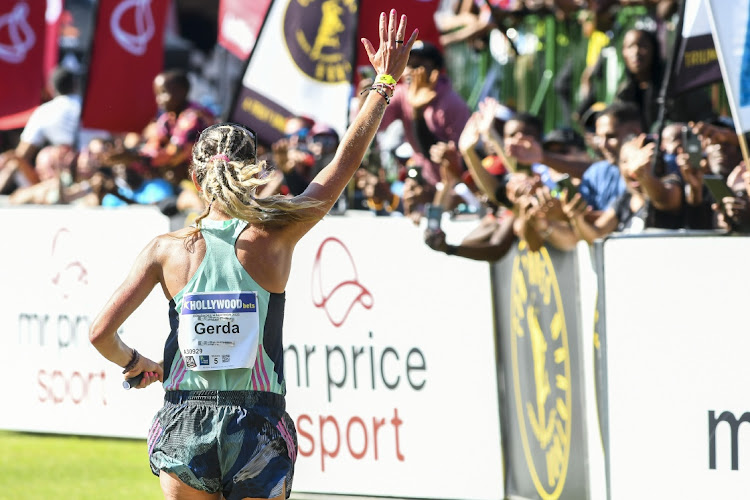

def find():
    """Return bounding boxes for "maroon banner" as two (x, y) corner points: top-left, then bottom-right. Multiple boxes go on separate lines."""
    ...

(0, 1), (46, 130)
(218, 0), (271, 61)
(81, 0), (170, 133)
(355, 0), (443, 83)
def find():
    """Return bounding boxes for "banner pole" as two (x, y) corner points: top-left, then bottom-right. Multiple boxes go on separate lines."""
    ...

(651, 0), (687, 173)
(738, 132), (750, 169)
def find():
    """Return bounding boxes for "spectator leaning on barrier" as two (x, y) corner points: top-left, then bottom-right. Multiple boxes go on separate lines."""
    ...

(556, 132), (685, 244)
(379, 40), (471, 214)
(423, 101), (514, 261)
(577, 102), (642, 213)
(679, 119), (750, 232)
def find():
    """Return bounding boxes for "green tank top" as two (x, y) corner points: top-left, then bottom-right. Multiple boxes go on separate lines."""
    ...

(161, 218), (287, 394)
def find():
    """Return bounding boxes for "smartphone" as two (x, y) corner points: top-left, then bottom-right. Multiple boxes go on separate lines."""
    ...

(556, 174), (578, 199)
(681, 126), (702, 169)
(703, 174), (734, 209)
(425, 203), (443, 231)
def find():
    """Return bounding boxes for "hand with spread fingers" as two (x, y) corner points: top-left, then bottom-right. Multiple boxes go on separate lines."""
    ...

(361, 10), (419, 85)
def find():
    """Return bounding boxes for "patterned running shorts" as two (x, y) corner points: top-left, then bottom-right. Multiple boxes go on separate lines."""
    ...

(148, 390), (298, 499)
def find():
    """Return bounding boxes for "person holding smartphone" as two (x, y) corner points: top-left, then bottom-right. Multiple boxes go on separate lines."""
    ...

(88, 11), (418, 499)
(678, 119), (749, 231)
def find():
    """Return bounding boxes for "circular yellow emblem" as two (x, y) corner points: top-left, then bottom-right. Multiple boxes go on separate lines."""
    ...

(510, 241), (572, 500)
(283, 0), (357, 83)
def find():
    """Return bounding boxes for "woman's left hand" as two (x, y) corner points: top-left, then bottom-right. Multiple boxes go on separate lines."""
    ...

(361, 10), (419, 83)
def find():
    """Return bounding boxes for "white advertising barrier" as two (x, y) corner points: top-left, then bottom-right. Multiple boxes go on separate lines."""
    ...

(283, 213), (503, 500)
(0, 208), (504, 500)
(600, 234), (750, 499)
(0, 206), (171, 438)
(575, 242), (607, 500)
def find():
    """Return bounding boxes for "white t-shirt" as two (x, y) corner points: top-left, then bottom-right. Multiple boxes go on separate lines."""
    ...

(20, 94), (81, 147)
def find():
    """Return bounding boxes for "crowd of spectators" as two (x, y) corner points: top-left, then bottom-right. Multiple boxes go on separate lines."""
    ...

(0, 0), (747, 260)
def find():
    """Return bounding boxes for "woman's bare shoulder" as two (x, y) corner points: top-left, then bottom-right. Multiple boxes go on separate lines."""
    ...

(147, 228), (203, 261)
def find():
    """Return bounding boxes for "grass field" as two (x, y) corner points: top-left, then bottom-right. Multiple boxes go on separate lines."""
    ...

(0, 431), (383, 500)
(0, 430), (162, 500)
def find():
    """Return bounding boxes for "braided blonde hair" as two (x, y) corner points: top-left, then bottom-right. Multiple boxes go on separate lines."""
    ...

(189, 123), (324, 231)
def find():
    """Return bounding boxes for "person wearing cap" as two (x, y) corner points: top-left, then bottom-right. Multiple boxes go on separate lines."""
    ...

(379, 39), (471, 213)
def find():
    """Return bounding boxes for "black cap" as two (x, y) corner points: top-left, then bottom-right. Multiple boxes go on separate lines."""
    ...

(409, 40), (444, 70)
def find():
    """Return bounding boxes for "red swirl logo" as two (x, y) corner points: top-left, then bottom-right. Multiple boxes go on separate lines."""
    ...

(0, 2), (36, 64)
(110, 0), (154, 56)
(311, 237), (373, 327)
(50, 228), (88, 300)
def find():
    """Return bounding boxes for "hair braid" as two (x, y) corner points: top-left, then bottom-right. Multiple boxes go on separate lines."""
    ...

(186, 123), (325, 234)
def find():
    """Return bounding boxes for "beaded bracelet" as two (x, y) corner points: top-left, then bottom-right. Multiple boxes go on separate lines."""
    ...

(360, 85), (393, 105)
(122, 348), (140, 373)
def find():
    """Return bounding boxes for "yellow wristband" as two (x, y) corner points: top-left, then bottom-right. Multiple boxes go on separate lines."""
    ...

(375, 74), (397, 85)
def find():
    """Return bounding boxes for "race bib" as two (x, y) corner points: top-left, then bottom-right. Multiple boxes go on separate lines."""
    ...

(178, 291), (260, 371)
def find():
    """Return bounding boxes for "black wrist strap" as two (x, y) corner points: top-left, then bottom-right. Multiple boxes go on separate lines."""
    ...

(122, 348), (140, 373)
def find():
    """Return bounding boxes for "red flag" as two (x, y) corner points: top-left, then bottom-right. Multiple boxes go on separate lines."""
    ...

(81, 0), (170, 133)
(0, 1), (46, 130)
(217, 0), (271, 61)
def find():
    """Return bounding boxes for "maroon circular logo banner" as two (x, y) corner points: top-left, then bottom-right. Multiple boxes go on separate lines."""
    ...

(283, 0), (357, 84)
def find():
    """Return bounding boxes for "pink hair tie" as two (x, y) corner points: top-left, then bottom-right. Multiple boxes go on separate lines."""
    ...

(210, 154), (230, 162)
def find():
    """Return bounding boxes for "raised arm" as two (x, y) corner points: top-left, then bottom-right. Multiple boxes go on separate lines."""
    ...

(289, 10), (417, 238)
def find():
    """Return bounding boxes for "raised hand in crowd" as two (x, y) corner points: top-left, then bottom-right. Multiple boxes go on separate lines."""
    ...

(713, 163), (750, 231)
(676, 146), (705, 207)
(691, 120), (740, 149)
(457, 111), (509, 209)
(619, 134), (682, 213)
(560, 190), (602, 245)
(430, 140), (464, 209)
(430, 140), (462, 184)
(476, 97), (507, 158)
(504, 125), (543, 169)
(514, 189), (547, 252)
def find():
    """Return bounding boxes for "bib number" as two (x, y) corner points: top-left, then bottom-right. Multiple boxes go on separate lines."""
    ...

(178, 291), (259, 371)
